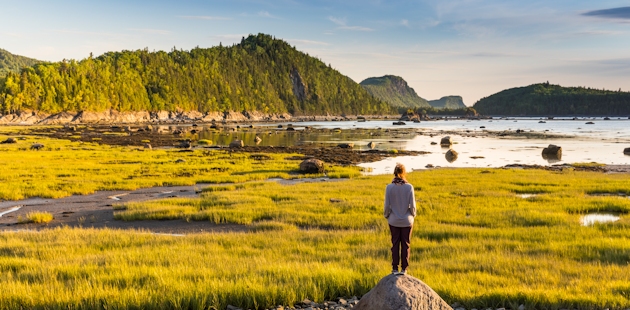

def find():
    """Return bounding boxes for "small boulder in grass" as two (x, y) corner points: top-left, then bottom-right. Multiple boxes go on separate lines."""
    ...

(299, 158), (324, 174)
(229, 140), (244, 148)
(1, 137), (17, 144)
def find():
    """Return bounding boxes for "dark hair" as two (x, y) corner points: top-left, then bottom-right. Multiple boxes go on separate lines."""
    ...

(394, 163), (407, 179)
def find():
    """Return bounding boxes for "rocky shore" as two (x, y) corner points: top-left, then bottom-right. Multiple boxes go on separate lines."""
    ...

(0, 109), (398, 125)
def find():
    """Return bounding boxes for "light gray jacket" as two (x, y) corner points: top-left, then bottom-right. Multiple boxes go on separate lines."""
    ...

(384, 183), (416, 227)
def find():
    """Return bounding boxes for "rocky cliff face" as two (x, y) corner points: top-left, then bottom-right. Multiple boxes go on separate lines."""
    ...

(290, 67), (308, 101)
(360, 75), (431, 109)
(428, 96), (466, 109)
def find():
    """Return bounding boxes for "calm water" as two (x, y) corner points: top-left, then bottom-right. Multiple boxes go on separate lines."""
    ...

(191, 118), (630, 175)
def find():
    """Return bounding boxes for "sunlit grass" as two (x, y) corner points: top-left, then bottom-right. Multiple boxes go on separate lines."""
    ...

(0, 132), (360, 200)
(2, 128), (630, 309)
(17, 211), (54, 224)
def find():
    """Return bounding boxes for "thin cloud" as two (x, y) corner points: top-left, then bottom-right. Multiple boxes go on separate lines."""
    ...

(328, 16), (374, 32)
(178, 15), (231, 20)
(287, 39), (330, 46)
(468, 52), (523, 58)
(257, 11), (278, 19)
(582, 7), (630, 19)
(401, 19), (410, 28)
(128, 28), (172, 35)
(51, 29), (118, 37)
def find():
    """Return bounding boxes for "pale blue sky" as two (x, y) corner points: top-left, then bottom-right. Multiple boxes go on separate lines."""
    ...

(2, 0), (629, 104)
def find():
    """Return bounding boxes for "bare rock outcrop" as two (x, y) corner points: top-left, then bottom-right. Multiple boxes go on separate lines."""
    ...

(39, 111), (77, 125)
(354, 274), (452, 310)
(290, 67), (308, 101)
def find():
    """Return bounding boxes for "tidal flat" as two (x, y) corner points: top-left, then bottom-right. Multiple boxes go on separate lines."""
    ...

(1, 127), (630, 309)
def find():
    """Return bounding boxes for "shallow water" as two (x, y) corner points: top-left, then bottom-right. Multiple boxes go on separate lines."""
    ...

(189, 118), (630, 175)
(580, 213), (621, 226)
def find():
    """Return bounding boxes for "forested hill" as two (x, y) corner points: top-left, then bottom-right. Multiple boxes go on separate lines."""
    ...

(473, 82), (630, 116)
(0, 49), (41, 77)
(360, 75), (431, 110)
(0, 34), (393, 115)
(428, 96), (466, 109)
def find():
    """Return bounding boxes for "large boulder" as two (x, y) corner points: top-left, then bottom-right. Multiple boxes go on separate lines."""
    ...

(338, 143), (354, 149)
(229, 140), (244, 148)
(445, 149), (458, 163)
(1, 137), (17, 144)
(542, 144), (562, 159)
(299, 158), (324, 174)
(440, 136), (452, 146)
(354, 274), (452, 310)
(624, 147), (630, 155)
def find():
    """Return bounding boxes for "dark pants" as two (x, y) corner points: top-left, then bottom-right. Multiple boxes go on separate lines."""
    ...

(389, 225), (413, 270)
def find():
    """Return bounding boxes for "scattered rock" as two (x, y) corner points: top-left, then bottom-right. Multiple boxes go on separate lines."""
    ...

(30, 143), (45, 150)
(425, 164), (434, 168)
(623, 147), (630, 155)
(480, 126), (486, 128)
(175, 159), (186, 163)
(440, 136), (452, 146)
(542, 144), (562, 159)
(354, 274), (451, 310)
(586, 122), (595, 125)
(470, 156), (484, 159)
(445, 149), (458, 163)
(143, 143), (152, 150)
(330, 198), (343, 203)
(299, 158), (325, 174)
(392, 121), (406, 125)
(1, 137), (17, 144)
(430, 142), (438, 145)
(286, 127), (295, 131)
(367, 141), (376, 149)
(604, 117), (611, 120)
(254, 136), (262, 144)
(178, 140), (191, 149)
(338, 143), (354, 149)
(229, 140), (244, 148)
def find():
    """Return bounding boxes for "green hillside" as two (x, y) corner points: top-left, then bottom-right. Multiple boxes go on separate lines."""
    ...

(360, 75), (431, 110)
(0, 34), (393, 115)
(0, 49), (41, 77)
(429, 96), (466, 109)
(473, 82), (630, 115)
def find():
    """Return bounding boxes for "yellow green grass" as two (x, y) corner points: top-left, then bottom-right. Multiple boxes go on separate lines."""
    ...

(1, 128), (630, 309)
(0, 132), (359, 201)
(17, 211), (54, 224)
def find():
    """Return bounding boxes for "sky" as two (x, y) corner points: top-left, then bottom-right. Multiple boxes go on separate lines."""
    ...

(2, 0), (630, 105)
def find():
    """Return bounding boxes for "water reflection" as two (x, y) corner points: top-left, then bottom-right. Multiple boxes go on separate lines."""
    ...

(580, 213), (620, 226)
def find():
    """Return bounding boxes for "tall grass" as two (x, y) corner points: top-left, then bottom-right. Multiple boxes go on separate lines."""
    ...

(0, 132), (360, 200)
(2, 128), (630, 308)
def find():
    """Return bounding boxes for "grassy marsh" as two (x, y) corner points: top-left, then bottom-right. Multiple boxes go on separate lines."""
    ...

(0, 131), (360, 201)
(1, 128), (630, 309)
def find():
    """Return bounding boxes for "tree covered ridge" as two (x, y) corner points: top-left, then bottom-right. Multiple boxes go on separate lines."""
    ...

(473, 82), (630, 115)
(0, 49), (41, 78)
(0, 34), (393, 115)
(360, 75), (431, 110)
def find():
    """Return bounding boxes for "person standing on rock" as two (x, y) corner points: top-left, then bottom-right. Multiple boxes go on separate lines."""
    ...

(384, 163), (416, 275)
